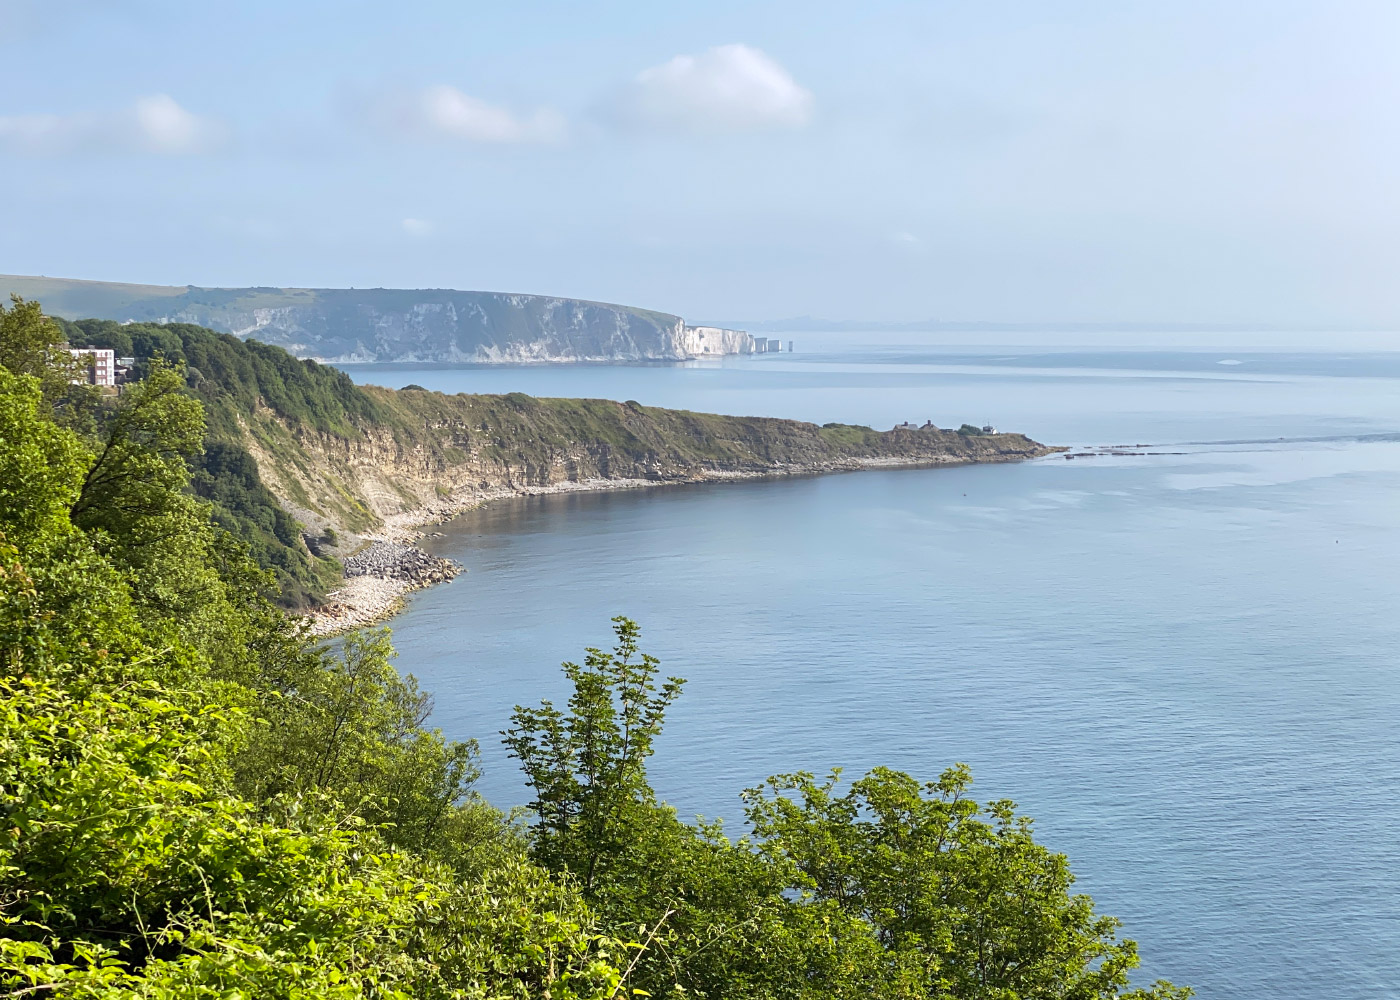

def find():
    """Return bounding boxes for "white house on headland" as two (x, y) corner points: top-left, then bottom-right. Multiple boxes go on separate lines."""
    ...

(68, 347), (116, 386)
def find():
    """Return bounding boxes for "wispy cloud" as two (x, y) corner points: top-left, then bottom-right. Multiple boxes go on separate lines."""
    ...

(612, 44), (813, 133)
(0, 94), (225, 155)
(891, 231), (927, 254)
(401, 217), (433, 236)
(368, 85), (565, 144)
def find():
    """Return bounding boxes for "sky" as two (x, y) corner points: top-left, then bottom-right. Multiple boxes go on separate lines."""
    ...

(3, 0), (1400, 329)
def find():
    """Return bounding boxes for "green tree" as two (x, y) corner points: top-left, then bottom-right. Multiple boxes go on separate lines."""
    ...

(0, 368), (88, 553)
(0, 368), (633, 997)
(0, 295), (78, 398)
(240, 627), (488, 861)
(506, 619), (883, 999)
(505, 616), (685, 890)
(65, 356), (261, 664)
(743, 766), (1193, 1000)
(0, 673), (628, 999)
(70, 356), (205, 538)
(0, 369), (151, 682)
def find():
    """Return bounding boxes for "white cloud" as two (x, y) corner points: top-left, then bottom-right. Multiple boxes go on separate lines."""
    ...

(891, 231), (927, 254)
(130, 94), (214, 153)
(0, 93), (224, 155)
(401, 217), (433, 236)
(371, 85), (565, 144)
(615, 44), (813, 132)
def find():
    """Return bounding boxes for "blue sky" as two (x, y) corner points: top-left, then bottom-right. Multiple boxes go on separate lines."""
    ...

(3, 1), (1399, 327)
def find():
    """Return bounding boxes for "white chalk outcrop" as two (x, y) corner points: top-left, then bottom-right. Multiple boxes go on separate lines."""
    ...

(677, 324), (756, 357)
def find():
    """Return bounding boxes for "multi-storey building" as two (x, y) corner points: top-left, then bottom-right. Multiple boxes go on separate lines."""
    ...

(68, 347), (116, 386)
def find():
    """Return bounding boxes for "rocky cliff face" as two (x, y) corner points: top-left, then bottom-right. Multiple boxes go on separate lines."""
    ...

(678, 325), (756, 356)
(1, 274), (757, 363)
(180, 290), (743, 363)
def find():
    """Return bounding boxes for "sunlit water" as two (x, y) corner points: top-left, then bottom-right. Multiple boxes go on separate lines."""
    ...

(340, 338), (1400, 998)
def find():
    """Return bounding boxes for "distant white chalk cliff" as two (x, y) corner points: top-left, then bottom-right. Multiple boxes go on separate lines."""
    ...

(0, 275), (761, 364)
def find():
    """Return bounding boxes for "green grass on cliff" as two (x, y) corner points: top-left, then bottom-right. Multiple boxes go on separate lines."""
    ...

(362, 386), (1039, 477)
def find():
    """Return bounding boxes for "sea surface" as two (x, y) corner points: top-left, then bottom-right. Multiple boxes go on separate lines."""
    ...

(340, 337), (1400, 999)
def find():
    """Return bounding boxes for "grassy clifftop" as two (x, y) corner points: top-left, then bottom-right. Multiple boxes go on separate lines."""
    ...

(367, 386), (1043, 478)
(63, 318), (1051, 606)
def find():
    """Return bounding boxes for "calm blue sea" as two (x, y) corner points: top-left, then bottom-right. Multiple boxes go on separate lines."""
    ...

(340, 337), (1400, 999)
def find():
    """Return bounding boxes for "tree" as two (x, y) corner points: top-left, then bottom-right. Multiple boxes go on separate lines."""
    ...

(0, 673), (628, 1000)
(508, 621), (1189, 999)
(0, 353), (633, 998)
(0, 369), (149, 682)
(0, 295), (78, 396)
(70, 355), (205, 531)
(239, 627), (485, 860)
(743, 766), (1193, 999)
(65, 356), (236, 640)
(505, 616), (685, 891)
(506, 620), (892, 999)
(0, 368), (88, 553)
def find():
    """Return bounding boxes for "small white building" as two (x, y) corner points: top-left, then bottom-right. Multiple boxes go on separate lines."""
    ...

(68, 347), (116, 386)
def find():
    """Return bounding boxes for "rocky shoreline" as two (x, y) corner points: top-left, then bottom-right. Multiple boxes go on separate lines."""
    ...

(307, 542), (461, 636)
(344, 540), (462, 588)
(303, 451), (1055, 637)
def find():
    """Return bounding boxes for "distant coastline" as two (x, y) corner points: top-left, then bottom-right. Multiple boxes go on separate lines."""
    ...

(0, 273), (761, 364)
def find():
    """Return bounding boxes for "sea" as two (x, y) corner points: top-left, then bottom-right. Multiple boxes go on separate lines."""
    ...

(338, 334), (1400, 999)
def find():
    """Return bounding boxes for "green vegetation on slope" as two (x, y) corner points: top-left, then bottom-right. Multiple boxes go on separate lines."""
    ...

(59, 317), (378, 606)
(362, 385), (1040, 472)
(0, 295), (1188, 997)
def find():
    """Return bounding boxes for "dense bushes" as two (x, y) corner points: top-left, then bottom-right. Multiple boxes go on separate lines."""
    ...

(62, 317), (381, 437)
(0, 304), (626, 996)
(55, 317), (356, 606)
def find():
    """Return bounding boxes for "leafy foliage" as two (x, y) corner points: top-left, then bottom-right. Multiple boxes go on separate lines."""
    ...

(59, 318), (357, 606)
(0, 295), (82, 406)
(0, 677), (622, 999)
(63, 317), (381, 437)
(744, 767), (1193, 1000)
(506, 616), (685, 888)
(0, 367), (88, 552)
(239, 627), (485, 860)
(0, 329), (634, 997)
(508, 620), (1190, 999)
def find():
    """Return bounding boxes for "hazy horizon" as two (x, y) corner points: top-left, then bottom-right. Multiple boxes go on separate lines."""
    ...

(5, 2), (1400, 339)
